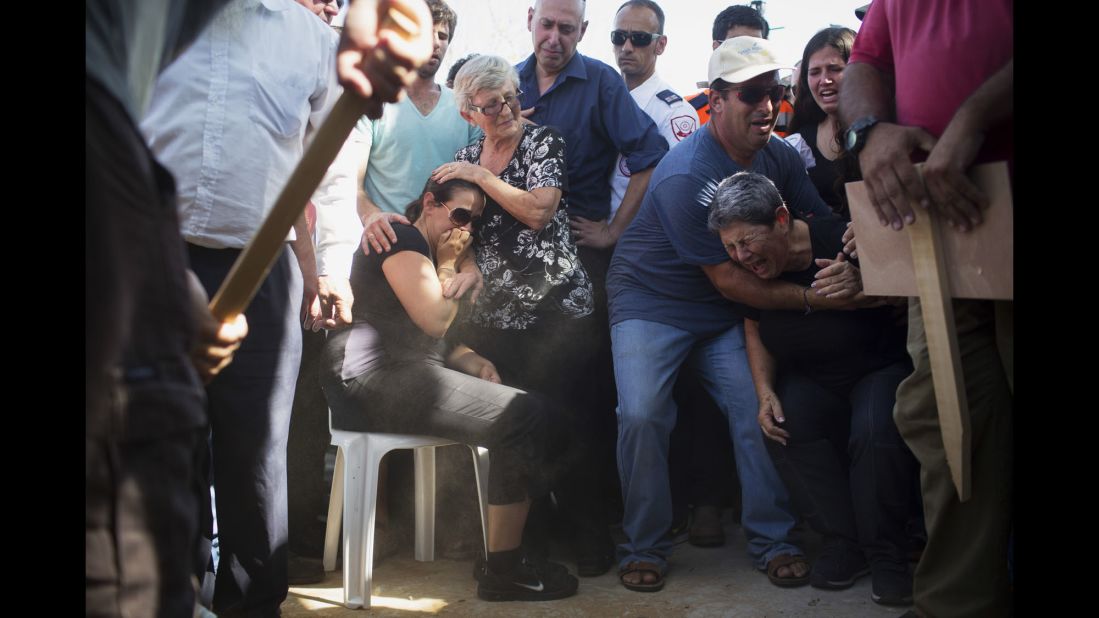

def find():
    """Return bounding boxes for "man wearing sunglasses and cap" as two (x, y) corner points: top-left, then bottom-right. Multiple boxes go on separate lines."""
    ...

(607, 36), (863, 592)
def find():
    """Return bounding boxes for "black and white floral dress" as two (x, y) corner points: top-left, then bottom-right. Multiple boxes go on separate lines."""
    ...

(455, 124), (594, 330)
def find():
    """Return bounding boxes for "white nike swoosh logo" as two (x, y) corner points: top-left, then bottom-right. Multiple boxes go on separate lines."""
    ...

(515, 581), (544, 592)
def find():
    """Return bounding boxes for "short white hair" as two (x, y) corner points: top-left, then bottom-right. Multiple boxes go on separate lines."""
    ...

(453, 55), (521, 112)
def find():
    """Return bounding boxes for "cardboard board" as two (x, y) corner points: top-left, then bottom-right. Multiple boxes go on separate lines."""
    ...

(845, 162), (1013, 300)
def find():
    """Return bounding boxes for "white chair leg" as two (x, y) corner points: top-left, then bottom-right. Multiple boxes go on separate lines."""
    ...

(323, 447), (345, 572)
(339, 435), (369, 609)
(356, 438), (392, 610)
(413, 446), (437, 562)
(469, 446), (491, 558)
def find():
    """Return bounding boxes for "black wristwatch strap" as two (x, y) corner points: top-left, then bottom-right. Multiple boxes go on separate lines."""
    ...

(845, 115), (879, 155)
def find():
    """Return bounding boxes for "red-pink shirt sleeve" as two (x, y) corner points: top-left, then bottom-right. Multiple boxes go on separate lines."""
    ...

(848, 0), (894, 74)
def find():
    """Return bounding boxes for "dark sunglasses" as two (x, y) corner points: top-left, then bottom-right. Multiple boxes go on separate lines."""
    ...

(439, 200), (476, 226)
(724, 84), (786, 105)
(610, 30), (661, 47)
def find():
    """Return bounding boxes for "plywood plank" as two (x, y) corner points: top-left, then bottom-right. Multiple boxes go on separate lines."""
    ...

(846, 161), (1013, 300)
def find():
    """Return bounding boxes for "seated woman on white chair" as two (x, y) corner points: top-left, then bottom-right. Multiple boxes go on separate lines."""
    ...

(320, 178), (578, 602)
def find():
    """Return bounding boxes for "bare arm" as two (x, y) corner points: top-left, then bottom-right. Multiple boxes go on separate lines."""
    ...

(921, 58), (1013, 231)
(445, 249), (484, 303)
(445, 344), (502, 383)
(311, 127), (366, 330)
(381, 230), (471, 339)
(701, 261), (803, 310)
(609, 166), (654, 240)
(358, 183), (410, 253)
(839, 62), (937, 231)
(381, 252), (458, 339)
(432, 162), (560, 230)
(355, 136), (412, 254)
(290, 212), (321, 327)
(571, 167), (654, 249)
(701, 260), (866, 311)
(355, 154), (382, 224)
(744, 319), (788, 445)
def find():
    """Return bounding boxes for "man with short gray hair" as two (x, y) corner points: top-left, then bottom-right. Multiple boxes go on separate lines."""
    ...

(607, 36), (859, 592)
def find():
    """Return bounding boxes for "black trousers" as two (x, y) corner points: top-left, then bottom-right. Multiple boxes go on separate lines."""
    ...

(287, 328), (331, 559)
(765, 360), (918, 565)
(324, 352), (569, 505)
(455, 309), (610, 543)
(189, 244), (302, 617)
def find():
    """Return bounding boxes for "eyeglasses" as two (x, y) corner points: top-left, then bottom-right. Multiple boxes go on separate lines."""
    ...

(467, 91), (523, 117)
(438, 200), (477, 226)
(610, 30), (662, 47)
(722, 84), (786, 105)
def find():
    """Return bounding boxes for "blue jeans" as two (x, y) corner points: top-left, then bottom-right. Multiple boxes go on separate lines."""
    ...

(612, 319), (802, 571)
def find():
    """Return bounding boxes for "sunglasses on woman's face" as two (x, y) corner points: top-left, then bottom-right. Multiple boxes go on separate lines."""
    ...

(610, 30), (661, 47)
(439, 200), (476, 226)
(726, 84), (786, 106)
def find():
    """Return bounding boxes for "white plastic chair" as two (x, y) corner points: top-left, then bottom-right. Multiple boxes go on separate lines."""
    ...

(322, 421), (491, 609)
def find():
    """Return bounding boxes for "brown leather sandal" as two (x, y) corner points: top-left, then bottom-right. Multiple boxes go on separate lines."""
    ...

(619, 560), (666, 592)
(766, 554), (810, 588)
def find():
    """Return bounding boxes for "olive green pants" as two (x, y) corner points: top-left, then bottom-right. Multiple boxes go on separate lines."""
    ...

(894, 299), (1013, 617)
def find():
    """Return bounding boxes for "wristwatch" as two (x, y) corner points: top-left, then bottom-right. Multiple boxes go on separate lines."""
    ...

(844, 115), (879, 155)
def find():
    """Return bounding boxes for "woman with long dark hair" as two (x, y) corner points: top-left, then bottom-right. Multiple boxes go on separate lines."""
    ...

(786, 27), (857, 215)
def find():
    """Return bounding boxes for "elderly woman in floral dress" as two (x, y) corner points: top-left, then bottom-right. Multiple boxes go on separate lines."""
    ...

(434, 53), (605, 574)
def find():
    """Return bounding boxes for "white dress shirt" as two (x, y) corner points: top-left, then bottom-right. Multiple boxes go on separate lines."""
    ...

(608, 73), (700, 222)
(141, 0), (358, 279)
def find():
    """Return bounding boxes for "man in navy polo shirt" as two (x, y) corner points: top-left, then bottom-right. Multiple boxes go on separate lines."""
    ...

(514, 0), (668, 577)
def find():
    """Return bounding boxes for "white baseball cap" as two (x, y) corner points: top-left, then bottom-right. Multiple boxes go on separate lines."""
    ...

(698, 36), (791, 89)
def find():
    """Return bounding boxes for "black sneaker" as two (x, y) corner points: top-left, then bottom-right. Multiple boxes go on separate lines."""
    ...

(810, 542), (870, 590)
(871, 562), (914, 606)
(473, 554), (571, 583)
(477, 557), (579, 602)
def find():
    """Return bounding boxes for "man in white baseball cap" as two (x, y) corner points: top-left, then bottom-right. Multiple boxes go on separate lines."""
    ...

(607, 36), (859, 592)
(704, 36), (791, 163)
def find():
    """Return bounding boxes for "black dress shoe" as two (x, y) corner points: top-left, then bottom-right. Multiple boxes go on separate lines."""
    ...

(575, 528), (616, 577)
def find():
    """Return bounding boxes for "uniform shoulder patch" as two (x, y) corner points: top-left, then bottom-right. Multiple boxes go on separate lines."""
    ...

(688, 92), (708, 111)
(656, 89), (683, 106)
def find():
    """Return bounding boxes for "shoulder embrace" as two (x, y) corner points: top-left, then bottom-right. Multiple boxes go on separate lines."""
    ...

(387, 223), (428, 252)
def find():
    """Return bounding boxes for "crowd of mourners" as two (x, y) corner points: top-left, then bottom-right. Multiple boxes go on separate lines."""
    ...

(87, 0), (1013, 616)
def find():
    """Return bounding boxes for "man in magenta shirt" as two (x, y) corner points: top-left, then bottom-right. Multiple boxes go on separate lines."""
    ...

(840, 0), (1013, 615)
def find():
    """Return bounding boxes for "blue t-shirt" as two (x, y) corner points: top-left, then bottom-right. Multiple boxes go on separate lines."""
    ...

(516, 52), (667, 221)
(359, 89), (481, 214)
(607, 126), (831, 337)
